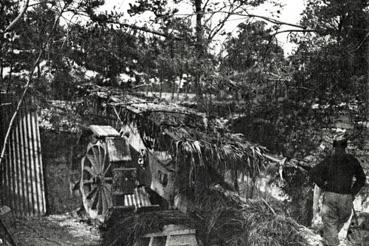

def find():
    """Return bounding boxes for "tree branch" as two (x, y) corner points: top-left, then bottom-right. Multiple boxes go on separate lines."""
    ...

(272, 29), (317, 36)
(0, 50), (43, 164)
(204, 5), (227, 27)
(4, 0), (30, 33)
(208, 10), (308, 29)
(119, 22), (181, 40)
(350, 31), (369, 53)
(96, 19), (181, 40)
(208, 3), (243, 41)
(202, 0), (212, 12)
(28, 1), (55, 8)
(0, 2), (70, 166)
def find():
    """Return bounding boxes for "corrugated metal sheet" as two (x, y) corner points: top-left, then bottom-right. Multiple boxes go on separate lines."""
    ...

(123, 187), (152, 208)
(0, 93), (46, 216)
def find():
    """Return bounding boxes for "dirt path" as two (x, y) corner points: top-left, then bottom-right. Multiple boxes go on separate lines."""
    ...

(3, 211), (365, 246)
(3, 212), (101, 246)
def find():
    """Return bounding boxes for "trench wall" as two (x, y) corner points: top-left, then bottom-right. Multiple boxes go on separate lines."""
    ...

(40, 130), (82, 214)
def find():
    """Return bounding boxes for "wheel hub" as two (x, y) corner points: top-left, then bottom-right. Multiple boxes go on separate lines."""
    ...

(93, 174), (104, 185)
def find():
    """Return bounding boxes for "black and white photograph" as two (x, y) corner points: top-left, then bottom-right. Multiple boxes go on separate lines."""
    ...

(1, 0), (369, 245)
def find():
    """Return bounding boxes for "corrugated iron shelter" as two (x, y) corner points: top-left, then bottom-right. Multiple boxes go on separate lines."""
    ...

(0, 93), (46, 216)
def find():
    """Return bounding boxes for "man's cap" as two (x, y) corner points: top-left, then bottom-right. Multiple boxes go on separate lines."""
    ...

(333, 133), (348, 147)
(333, 134), (347, 142)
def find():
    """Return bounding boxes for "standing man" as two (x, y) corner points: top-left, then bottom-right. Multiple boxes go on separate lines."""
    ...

(309, 135), (366, 246)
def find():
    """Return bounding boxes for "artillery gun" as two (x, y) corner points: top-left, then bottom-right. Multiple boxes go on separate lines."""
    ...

(79, 124), (199, 245)
(79, 125), (157, 222)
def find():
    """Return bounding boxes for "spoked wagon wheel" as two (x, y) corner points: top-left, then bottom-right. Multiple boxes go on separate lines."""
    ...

(80, 141), (113, 222)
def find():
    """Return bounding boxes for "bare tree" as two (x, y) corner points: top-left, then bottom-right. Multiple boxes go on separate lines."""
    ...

(0, 0), (71, 166)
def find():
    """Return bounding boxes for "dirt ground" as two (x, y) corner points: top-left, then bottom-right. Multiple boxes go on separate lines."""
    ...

(1, 210), (367, 246)
(2, 211), (101, 246)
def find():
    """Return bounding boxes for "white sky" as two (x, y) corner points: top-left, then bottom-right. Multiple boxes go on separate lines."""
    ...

(100, 0), (306, 55)
(271, 0), (306, 54)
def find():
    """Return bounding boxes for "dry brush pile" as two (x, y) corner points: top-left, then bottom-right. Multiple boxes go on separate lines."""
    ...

(102, 186), (308, 246)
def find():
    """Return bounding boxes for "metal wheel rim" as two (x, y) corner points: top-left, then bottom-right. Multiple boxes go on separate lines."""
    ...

(80, 141), (113, 221)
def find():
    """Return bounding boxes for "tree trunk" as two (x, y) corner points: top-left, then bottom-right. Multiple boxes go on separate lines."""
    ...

(171, 81), (175, 101)
(195, 0), (204, 56)
(366, 32), (369, 132)
(0, 58), (3, 80)
(37, 64), (41, 78)
(176, 74), (182, 100)
(195, 0), (204, 103)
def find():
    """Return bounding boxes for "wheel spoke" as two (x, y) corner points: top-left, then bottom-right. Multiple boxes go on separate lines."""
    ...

(82, 179), (94, 185)
(103, 185), (113, 209)
(101, 183), (111, 203)
(98, 188), (104, 213)
(101, 188), (108, 214)
(101, 146), (107, 173)
(86, 153), (99, 173)
(91, 188), (100, 209)
(91, 145), (99, 162)
(102, 183), (112, 195)
(103, 162), (112, 176)
(96, 146), (102, 173)
(104, 177), (113, 183)
(86, 187), (98, 200)
(83, 166), (96, 176)
(82, 142), (114, 220)
(98, 187), (104, 214)
(92, 146), (103, 173)
(99, 146), (106, 173)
